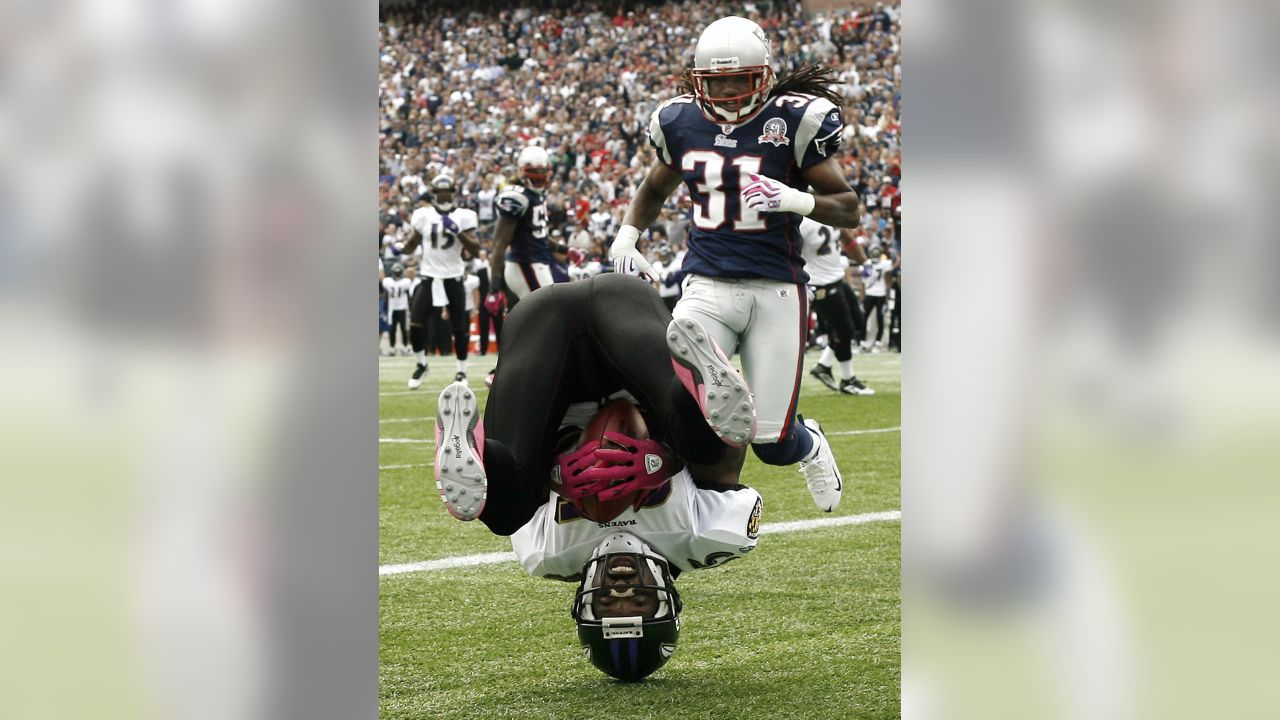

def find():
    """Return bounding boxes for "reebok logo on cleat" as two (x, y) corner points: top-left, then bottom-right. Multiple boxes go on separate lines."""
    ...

(706, 364), (728, 387)
(451, 435), (463, 459)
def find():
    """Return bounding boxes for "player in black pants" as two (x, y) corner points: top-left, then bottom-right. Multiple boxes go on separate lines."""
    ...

(433, 273), (748, 535)
(808, 277), (872, 395)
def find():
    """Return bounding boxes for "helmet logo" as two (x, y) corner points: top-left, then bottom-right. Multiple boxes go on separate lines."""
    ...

(709, 56), (740, 70)
(752, 27), (770, 53)
(758, 118), (790, 147)
(660, 643), (676, 659)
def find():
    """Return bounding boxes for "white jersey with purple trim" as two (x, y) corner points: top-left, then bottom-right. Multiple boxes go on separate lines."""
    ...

(798, 218), (848, 286)
(382, 277), (412, 311)
(864, 257), (894, 297)
(511, 469), (762, 582)
(409, 206), (478, 279)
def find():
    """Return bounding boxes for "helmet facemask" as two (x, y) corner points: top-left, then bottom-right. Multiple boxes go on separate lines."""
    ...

(572, 533), (682, 681)
(517, 146), (552, 191)
(430, 174), (457, 213)
(691, 16), (775, 125)
(691, 65), (774, 125)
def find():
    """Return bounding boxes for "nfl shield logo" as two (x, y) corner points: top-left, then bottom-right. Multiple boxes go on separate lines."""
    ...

(758, 118), (790, 147)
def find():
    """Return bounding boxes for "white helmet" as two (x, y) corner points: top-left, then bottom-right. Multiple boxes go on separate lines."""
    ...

(691, 16), (775, 124)
(516, 145), (551, 190)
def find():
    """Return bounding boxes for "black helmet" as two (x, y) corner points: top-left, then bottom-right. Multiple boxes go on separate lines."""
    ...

(571, 533), (682, 682)
(429, 173), (457, 212)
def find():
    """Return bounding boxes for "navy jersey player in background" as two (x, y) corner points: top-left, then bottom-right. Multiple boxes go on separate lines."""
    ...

(490, 145), (556, 305)
(611, 16), (859, 513)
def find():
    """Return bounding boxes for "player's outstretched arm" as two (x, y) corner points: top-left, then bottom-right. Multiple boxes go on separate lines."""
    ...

(621, 161), (683, 232)
(841, 227), (868, 264)
(800, 158), (861, 228)
(613, 161), (683, 281)
(489, 216), (515, 291)
(399, 228), (422, 256)
(458, 229), (480, 259)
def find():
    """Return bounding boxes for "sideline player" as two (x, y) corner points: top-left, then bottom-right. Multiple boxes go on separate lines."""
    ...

(381, 262), (411, 355)
(611, 16), (858, 511)
(801, 218), (875, 395)
(403, 174), (480, 386)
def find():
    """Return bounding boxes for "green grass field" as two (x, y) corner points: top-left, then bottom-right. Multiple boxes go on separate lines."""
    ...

(380, 348), (900, 719)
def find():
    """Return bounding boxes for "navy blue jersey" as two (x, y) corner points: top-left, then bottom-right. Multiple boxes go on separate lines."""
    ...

(496, 186), (552, 264)
(648, 92), (844, 284)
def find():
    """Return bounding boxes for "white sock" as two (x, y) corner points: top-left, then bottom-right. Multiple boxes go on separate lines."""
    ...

(818, 346), (836, 367)
(415, 350), (426, 366)
(456, 359), (467, 374)
(839, 360), (854, 380)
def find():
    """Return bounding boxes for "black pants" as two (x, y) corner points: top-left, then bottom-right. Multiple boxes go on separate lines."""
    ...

(864, 295), (887, 344)
(811, 281), (857, 362)
(388, 309), (408, 348)
(411, 276), (469, 361)
(841, 282), (866, 345)
(889, 284), (901, 351)
(478, 274), (725, 535)
(475, 268), (502, 355)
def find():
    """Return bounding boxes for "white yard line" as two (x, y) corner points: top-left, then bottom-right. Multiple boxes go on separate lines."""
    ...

(380, 416), (435, 424)
(379, 463), (433, 471)
(828, 426), (900, 437)
(380, 438), (434, 444)
(379, 509), (900, 577)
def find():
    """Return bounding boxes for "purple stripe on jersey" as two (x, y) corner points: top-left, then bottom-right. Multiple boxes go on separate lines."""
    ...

(629, 639), (639, 671)
(611, 639), (623, 674)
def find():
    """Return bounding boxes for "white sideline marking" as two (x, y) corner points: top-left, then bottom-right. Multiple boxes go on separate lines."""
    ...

(379, 463), (433, 471)
(828, 426), (900, 437)
(380, 416), (434, 424)
(379, 509), (900, 577)
(380, 438), (434, 444)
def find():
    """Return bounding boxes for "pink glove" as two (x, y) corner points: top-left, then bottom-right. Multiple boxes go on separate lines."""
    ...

(577, 432), (673, 502)
(553, 439), (610, 501)
(740, 172), (815, 215)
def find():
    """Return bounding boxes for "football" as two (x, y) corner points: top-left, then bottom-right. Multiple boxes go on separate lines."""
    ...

(567, 399), (649, 523)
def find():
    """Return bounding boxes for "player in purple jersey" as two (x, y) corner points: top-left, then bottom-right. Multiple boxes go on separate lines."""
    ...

(611, 16), (860, 512)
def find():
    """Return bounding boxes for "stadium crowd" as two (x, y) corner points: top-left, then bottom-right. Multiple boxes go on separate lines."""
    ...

(378, 0), (901, 356)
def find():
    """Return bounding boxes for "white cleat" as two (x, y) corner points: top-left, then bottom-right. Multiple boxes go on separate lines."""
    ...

(666, 317), (756, 447)
(407, 363), (428, 390)
(798, 418), (842, 512)
(434, 381), (487, 521)
(839, 377), (875, 396)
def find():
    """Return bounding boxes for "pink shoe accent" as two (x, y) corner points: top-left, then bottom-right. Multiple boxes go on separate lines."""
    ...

(666, 318), (757, 447)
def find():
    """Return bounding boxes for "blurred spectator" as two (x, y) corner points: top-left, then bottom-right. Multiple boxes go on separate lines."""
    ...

(380, 0), (901, 300)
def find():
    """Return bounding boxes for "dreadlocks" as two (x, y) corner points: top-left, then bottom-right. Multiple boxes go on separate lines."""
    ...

(769, 63), (845, 109)
(676, 63), (845, 110)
